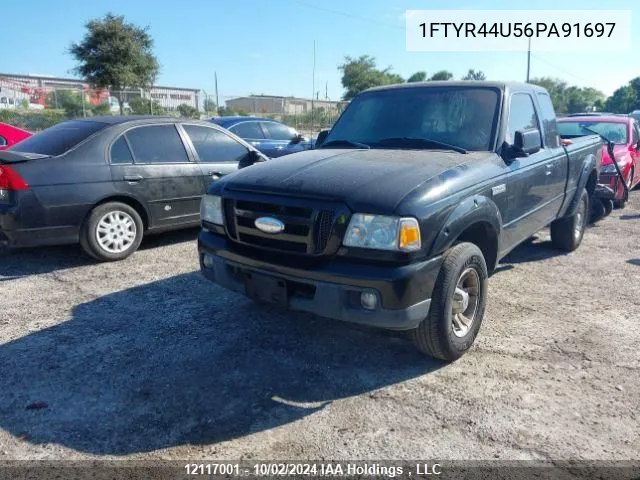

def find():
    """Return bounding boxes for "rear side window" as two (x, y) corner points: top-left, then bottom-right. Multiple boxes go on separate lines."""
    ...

(262, 122), (295, 141)
(536, 93), (560, 148)
(632, 122), (639, 144)
(0, 136), (6, 147)
(110, 136), (134, 164)
(183, 125), (248, 163)
(9, 120), (107, 156)
(125, 125), (189, 163)
(230, 122), (264, 139)
(506, 93), (540, 145)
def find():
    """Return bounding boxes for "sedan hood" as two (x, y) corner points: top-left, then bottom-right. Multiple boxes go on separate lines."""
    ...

(601, 144), (631, 166)
(222, 148), (493, 213)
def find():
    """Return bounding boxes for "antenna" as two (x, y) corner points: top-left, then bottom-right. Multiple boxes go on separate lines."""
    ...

(526, 37), (531, 82)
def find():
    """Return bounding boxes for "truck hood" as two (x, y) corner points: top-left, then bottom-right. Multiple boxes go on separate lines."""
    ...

(222, 148), (495, 213)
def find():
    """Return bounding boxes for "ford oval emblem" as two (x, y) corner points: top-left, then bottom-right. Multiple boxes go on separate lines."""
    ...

(254, 216), (285, 234)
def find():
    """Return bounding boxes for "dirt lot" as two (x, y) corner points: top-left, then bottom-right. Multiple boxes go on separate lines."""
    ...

(1, 192), (639, 461)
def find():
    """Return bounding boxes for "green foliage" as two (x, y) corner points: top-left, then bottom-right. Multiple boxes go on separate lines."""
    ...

(177, 103), (199, 118)
(128, 96), (166, 115)
(407, 71), (427, 83)
(91, 102), (112, 116)
(0, 109), (66, 131)
(203, 98), (217, 113)
(46, 90), (85, 118)
(338, 55), (404, 100)
(236, 109), (249, 116)
(216, 106), (233, 116)
(530, 77), (605, 114)
(429, 70), (454, 81)
(69, 13), (159, 115)
(462, 69), (486, 81)
(605, 78), (640, 113)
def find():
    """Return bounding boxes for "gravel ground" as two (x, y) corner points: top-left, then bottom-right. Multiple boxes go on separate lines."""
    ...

(0, 192), (639, 461)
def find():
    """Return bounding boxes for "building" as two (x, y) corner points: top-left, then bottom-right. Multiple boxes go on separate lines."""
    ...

(0, 72), (201, 111)
(225, 95), (348, 116)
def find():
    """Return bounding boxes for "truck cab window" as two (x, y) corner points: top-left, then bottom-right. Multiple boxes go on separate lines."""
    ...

(506, 93), (540, 145)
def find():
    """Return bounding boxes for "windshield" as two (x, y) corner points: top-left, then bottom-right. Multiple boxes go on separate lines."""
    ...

(324, 87), (500, 151)
(557, 121), (628, 145)
(9, 120), (108, 156)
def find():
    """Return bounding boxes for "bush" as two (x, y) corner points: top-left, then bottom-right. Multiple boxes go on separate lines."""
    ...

(0, 109), (67, 131)
(129, 96), (166, 115)
(177, 103), (199, 118)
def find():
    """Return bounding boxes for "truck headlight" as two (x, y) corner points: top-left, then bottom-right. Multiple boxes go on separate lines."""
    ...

(200, 195), (223, 225)
(343, 214), (421, 252)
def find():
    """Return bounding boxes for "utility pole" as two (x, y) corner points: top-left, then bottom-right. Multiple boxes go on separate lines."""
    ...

(325, 81), (328, 100)
(526, 37), (531, 83)
(311, 40), (316, 135)
(214, 72), (219, 112)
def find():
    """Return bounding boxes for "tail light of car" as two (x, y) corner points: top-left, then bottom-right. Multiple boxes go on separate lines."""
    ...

(0, 165), (29, 200)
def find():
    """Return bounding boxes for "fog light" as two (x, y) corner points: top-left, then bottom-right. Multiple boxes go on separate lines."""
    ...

(202, 254), (215, 269)
(360, 291), (377, 310)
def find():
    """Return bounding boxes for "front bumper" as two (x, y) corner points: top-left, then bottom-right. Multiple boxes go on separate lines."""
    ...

(198, 231), (443, 330)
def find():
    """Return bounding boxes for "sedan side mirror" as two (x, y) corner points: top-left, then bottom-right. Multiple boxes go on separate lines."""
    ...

(507, 128), (542, 159)
(314, 129), (329, 148)
(290, 133), (305, 144)
(239, 149), (268, 169)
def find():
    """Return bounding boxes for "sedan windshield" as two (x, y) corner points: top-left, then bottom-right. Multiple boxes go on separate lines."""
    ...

(557, 121), (628, 145)
(324, 86), (501, 151)
(9, 120), (108, 156)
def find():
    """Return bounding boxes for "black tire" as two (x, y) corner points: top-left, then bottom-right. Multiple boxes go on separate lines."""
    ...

(81, 202), (144, 261)
(550, 188), (588, 252)
(603, 199), (614, 216)
(590, 198), (606, 223)
(411, 242), (488, 361)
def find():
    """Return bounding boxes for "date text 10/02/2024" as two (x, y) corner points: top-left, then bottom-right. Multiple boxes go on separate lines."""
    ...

(184, 462), (443, 476)
(420, 22), (616, 39)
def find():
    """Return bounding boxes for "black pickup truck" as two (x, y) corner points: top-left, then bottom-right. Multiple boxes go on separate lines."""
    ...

(198, 81), (602, 361)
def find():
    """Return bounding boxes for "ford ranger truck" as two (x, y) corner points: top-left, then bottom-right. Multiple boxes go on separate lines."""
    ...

(198, 81), (602, 361)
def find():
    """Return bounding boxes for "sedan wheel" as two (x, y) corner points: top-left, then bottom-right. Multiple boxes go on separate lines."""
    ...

(96, 211), (137, 254)
(81, 202), (144, 261)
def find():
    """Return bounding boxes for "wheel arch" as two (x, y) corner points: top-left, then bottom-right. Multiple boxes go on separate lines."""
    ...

(564, 153), (598, 218)
(83, 195), (150, 232)
(429, 195), (502, 273)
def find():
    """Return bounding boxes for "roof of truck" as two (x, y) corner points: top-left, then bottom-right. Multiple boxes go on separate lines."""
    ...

(364, 81), (547, 93)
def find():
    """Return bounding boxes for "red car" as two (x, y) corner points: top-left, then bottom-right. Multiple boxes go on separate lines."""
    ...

(0, 122), (32, 151)
(558, 115), (640, 207)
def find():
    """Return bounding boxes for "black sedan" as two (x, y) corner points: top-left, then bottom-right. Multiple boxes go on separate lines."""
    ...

(0, 116), (265, 261)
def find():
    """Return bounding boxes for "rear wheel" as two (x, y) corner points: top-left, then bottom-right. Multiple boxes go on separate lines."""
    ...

(81, 202), (143, 261)
(551, 188), (588, 252)
(411, 242), (488, 361)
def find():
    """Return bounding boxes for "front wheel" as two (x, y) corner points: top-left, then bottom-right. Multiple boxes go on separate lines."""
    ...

(411, 242), (488, 361)
(81, 202), (144, 261)
(550, 188), (588, 252)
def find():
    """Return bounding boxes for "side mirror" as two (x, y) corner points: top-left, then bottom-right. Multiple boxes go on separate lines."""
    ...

(507, 128), (542, 159)
(314, 129), (329, 148)
(239, 149), (267, 169)
(290, 133), (305, 144)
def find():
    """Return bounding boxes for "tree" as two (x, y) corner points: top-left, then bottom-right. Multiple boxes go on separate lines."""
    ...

(91, 102), (112, 116)
(203, 98), (217, 114)
(128, 96), (166, 115)
(46, 89), (85, 117)
(462, 69), (486, 81)
(70, 13), (159, 115)
(177, 103), (199, 118)
(338, 55), (404, 100)
(530, 77), (604, 114)
(407, 71), (427, 83)
(429, 70), (453, 81)
(605, 85), (637, 113)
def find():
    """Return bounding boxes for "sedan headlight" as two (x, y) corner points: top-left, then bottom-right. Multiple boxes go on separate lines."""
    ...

(200, 195), (223, 225)
(343, 214), (421, 252)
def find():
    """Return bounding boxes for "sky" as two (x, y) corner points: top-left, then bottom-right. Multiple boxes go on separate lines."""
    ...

(2, 0), (638, 104)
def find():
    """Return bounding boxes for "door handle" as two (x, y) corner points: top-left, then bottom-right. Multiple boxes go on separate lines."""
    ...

(545, 163), (553, 175)
(208, 171), (223, 180)
(124, 174), (143, 182)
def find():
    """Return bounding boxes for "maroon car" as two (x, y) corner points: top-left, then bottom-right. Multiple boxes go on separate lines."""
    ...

(558, 115), (640, 207)
(0, 122), (32, 151)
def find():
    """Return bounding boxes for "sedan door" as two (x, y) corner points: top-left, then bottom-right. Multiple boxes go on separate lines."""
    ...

(259, 121), (308, 158)
(109, 124), (204, 229)
(631, 121), (640, 187)
(180, 123), (250, 190)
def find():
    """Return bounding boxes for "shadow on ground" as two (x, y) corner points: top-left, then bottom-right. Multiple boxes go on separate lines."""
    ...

(0, 228), (200, 279)
(501, 234), (568, 265)
(627, 259), (640, 266)
(0, 272), (442, 455)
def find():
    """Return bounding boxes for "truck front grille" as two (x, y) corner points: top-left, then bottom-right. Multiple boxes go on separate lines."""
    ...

(223, 196), (337, 255)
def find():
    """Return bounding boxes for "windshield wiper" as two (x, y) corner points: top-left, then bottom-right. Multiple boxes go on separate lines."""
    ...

(320, 139), (370, 149)
(375, 137), (468, 154)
